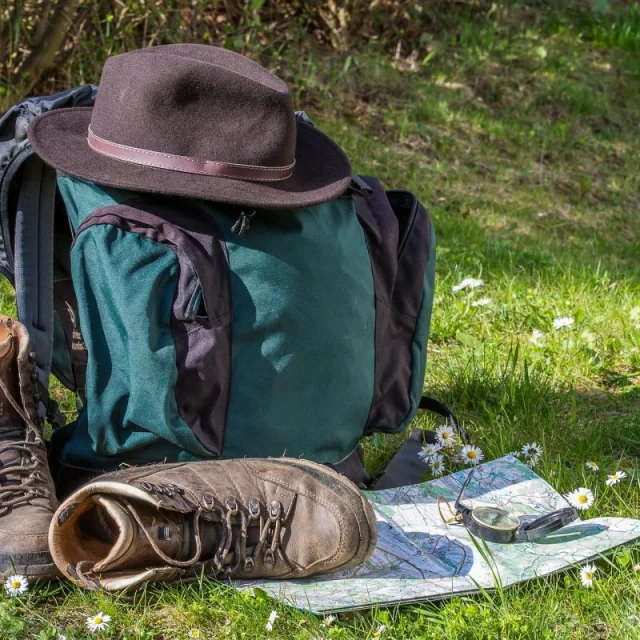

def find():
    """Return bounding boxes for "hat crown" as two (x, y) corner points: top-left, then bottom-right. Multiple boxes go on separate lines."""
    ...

(90, 45), (296, 169)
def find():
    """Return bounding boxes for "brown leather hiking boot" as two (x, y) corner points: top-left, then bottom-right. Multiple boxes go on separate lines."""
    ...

(0, 316), (59, 578)
(48, 457), (377, 591)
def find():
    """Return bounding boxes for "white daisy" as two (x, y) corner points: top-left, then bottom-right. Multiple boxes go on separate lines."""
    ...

(521, 442), (543, 459)
(374, 624), (387, 638)
(529, 329), (545, 346)
(565, 487), (594, 511)
(553, 316), (574, 330)
(435, 424), (456, 447)
(86, 612), (111, 632)
(606, 471), (627, 486)
(634, 563), (640, 573)
(188, 630), (201, 639)
(4, 574), (28, 596)
(580, 564), (597, 588)
(452, 277), (484, 293)
(459, 444), (484, 466)
(471, 298), (492, 307)
(266, 610), (279, 632)
(418, 442), (442, 461)
(57, 635), (67, 640)
(429, 454), (445, 476)
(586, 461), (600, 471)
(321, 615), (337, 628)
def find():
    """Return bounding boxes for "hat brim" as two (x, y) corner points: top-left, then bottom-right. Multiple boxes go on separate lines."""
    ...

(28, 108), (352, 209)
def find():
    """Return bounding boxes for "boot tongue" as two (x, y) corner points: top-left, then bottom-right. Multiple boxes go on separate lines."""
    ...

(0, 333), (29, 486)
(92, 496), (188, 573)
(0, 333), (23, 443)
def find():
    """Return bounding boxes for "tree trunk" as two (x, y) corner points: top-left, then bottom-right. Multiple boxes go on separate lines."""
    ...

(12, 0), (83, 94)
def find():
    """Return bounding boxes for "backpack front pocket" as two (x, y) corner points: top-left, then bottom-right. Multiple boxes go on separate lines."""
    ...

(71, 200), (231, 459)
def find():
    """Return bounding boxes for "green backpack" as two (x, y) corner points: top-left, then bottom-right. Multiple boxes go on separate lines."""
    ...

(1, 89), (459, 494)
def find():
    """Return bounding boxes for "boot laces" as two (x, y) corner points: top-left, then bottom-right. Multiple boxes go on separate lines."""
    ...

(125, 493), (285, 575)
(0, 363), (51, 514)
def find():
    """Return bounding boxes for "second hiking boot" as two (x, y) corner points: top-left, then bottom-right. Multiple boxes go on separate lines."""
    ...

(0, 316), (59, 578)
(48, 457), (378, 590)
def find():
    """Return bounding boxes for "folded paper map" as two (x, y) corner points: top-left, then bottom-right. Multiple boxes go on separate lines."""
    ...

(238, 455), (640, 613)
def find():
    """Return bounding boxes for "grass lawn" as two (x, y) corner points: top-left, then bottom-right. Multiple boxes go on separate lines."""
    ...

(2, 2), (640, 638)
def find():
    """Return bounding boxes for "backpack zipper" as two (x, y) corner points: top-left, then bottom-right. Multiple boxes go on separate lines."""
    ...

(396, 191), (420, 260)
(231, 209), (256, 235)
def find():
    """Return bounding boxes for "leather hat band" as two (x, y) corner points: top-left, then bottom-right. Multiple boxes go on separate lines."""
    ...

(87, 127), (295, 182)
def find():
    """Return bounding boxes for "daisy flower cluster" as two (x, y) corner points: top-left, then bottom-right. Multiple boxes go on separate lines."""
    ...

(582, 459), (628, 488)
(452, 277), (484, 293)
(418, 425), (484, 477)
(528, 315), (577, 347)
(507, 442), (543, 467)
(563, 461), (631, 591)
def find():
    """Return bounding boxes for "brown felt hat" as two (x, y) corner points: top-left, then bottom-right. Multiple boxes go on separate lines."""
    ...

(28, 45), (352, 209)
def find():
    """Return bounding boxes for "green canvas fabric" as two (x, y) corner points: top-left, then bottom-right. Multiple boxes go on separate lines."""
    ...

(200, 200), (376, 463)
(56, 176), (377, 469)
(71, 225), (214, 462)
(58, 176), (130, 229)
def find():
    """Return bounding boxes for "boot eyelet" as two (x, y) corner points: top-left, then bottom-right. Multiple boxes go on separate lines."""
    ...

(202, 494), (215, 510)
(224, 496), (238, 514)
(243, 557), (255, 572)
(264, 549), (275, 567)
(269, 500), (282, 518)
(28, 352), (37, 363)
(248, 498), (260, 516)
(140, 482), (154, 493)
(30, 372), (38, 382)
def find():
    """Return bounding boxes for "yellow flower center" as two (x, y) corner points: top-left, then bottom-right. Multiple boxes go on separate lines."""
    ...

(584, 572), (592, 580)
(442, 433), (450, 440)
(468, 451), (477, 459)
(578, 495), (588, 504)
(94, 617), (103, 625)
(11, 580), (20, 589)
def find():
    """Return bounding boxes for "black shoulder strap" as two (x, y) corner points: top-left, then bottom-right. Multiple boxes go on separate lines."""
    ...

(14, 156), (64, 427)
(0, 85), (97, 428)
(333, 396), (467, 490)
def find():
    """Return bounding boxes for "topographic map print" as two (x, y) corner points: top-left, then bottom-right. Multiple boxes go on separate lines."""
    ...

(238, 456), (640, 613)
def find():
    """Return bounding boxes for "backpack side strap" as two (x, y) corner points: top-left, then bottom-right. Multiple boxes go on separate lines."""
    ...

(14, 156), (63, 427)
(333, 396), (467, 490)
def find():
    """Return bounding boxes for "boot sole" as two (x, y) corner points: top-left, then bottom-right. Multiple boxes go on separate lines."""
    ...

(264, 457), (379, 573)
(0, 551), (61, 580)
